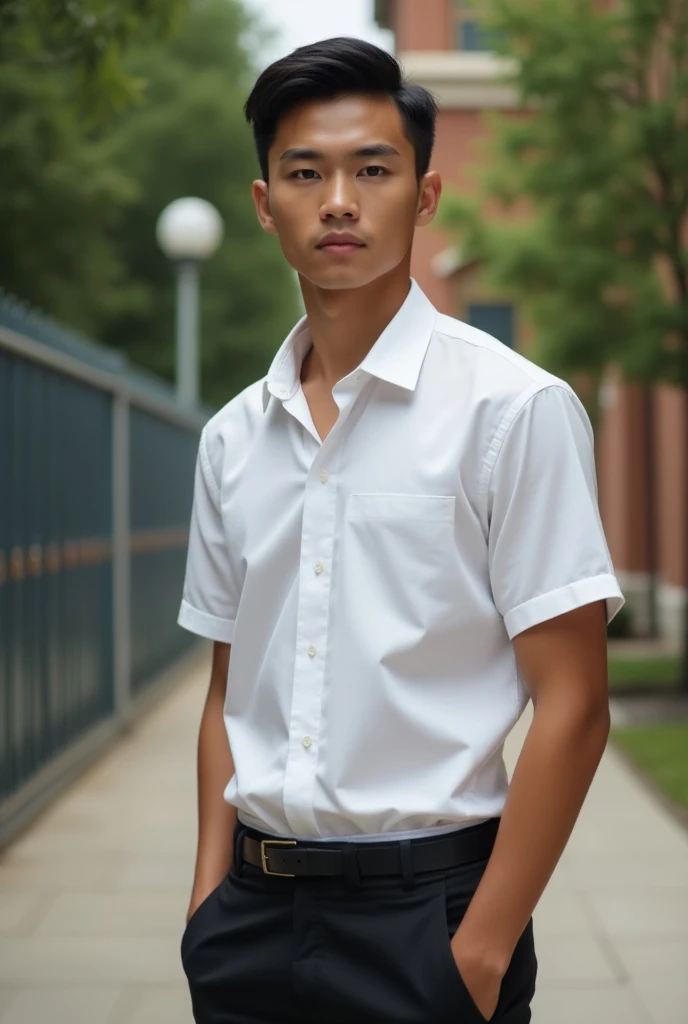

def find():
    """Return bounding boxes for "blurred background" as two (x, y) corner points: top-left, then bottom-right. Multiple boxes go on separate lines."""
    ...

(0, 3), (687, 1023)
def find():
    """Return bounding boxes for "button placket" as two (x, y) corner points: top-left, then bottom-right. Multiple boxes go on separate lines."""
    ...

(281, 383), (365, 836)
(282, 444), (349, 836)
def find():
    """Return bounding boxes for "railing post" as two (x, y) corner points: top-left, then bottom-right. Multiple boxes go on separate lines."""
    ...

(113, 391), (132, 728)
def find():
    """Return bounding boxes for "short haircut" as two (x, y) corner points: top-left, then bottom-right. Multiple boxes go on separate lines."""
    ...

(243, 36), (438, 182)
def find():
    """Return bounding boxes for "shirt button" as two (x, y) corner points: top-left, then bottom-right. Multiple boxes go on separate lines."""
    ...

(302, 736), (313, 748)
(307, 644), (317, 657)
(319, 470), (329, 483)
(354, 372), (361, 381)
(314, 560), (324, 574)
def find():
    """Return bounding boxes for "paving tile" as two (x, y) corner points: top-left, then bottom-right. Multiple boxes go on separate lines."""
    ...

(0, 991), (18, 1019)
(0, 857), (129, 891)
(588, 886), (688, 938)
(0, 987), (122, 1024)
(531, 983), (650, 1024)
(5, 828), (195, 859)
(633, 978), (688, 1024)
(115, 985), (193, 1024)
(563, 821), (686, 857)
(35, 891), (189, 937)
(115, 860), (195, 889)
(564, 854), (688, 889)
(532, 934), (619, 984)
(0, 892), (47, 934)
(0, 938), (185, 984)
(614, 936), (688, 1024)
(532, 888), (593, 936)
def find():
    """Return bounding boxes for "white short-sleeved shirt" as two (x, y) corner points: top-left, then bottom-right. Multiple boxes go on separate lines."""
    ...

(178, 277), (625, 843)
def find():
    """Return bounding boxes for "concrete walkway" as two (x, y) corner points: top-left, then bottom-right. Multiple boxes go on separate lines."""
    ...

(0, 649), (686, 1023)
(508, 706), (688, 1024)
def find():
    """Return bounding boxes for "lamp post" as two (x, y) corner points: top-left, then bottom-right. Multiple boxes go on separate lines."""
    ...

(156, 197), (224, 406)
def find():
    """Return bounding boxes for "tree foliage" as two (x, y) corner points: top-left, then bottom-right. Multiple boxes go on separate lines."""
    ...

(100, 0), (301, 408)
(0, 0), (185, 118)
(0, 0), (185, 333)
(438, 0), (688, 430)
(0, 0), (301, 408)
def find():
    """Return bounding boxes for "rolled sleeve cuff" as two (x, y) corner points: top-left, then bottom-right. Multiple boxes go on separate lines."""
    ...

(177, 599), (236, 643)
(503, 573), (625, 640)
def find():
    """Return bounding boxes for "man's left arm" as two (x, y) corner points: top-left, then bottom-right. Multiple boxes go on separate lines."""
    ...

(451, 597), (611, 1018)
(454, 384), (625, 1019)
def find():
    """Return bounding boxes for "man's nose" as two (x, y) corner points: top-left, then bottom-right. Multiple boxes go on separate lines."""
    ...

(320, 173), (359, 219)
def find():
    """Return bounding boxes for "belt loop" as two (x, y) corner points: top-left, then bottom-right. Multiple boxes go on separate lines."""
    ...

(341, 843), (362, 889)
(399, 839), (415, 889)
(233, 824), (248, 877)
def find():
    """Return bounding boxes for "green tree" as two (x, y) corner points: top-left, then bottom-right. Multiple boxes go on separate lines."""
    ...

(0, 59), (134, 335)
(438, 0), (688, 675)
(440, 0), (688, 427)
(100, 0), (301, 408)
(0, 0), (186, 333)
(0, 0), (185, 118)
(0, 0), (300, 403)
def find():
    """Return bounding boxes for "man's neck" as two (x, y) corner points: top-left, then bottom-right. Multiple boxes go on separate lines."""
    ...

(298, 266), (412, 390)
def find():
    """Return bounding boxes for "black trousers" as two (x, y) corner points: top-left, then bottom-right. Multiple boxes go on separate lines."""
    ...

(180, 819), (537, 1023)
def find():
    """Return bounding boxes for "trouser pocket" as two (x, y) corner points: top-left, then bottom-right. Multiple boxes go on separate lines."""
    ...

(180, 876), (227, 968)
(306, 872), (497, 1024)
(440, 870), (538, 1023)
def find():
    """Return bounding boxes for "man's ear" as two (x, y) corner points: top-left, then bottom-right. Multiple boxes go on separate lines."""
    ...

(252, 180), (278, 236)
(415, 170), (442, 229)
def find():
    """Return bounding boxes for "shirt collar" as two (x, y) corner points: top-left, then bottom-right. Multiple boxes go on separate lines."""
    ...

(261, 278), (438, 413)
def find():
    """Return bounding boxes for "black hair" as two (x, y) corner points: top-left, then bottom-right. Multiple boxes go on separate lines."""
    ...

(243, 36), (438, 183)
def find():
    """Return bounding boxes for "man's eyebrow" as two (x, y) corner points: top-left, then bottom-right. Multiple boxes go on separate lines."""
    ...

(352, 144), (402, 159)
(279, 148), (322, 163)
(278, 143), (402, 163)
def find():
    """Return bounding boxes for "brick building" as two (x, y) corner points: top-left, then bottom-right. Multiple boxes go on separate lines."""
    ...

(375, 0), (686, 644)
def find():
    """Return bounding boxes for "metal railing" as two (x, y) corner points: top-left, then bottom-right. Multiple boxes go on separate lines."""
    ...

(0, 290), (210, 847)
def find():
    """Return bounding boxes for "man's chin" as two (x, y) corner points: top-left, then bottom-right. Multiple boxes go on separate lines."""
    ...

(299, 266), (378, 292)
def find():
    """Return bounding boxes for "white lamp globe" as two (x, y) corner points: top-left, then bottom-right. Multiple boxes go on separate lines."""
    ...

(156, 197), (224, 261)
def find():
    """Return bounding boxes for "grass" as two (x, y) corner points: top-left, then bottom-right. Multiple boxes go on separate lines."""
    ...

(607, 656), (680, 691)
(611, 723), (688, 811)
(606, 652), (688, 816)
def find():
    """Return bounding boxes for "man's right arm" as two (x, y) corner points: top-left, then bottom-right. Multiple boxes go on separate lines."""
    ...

(186, 640), (237, 922)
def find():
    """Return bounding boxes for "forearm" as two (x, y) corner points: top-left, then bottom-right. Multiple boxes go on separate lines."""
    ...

(456, 694), (610, 970)
(192, 685), (237, 894)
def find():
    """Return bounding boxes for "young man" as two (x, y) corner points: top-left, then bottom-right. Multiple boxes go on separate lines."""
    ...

(177, 36), (625, 1024)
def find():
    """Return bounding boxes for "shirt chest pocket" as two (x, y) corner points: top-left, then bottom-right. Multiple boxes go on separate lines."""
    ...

(346, 493), (456, 523)
(344, 493), (458, 627)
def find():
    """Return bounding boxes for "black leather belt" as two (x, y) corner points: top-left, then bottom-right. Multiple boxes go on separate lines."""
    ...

(241, 817), (500, 878)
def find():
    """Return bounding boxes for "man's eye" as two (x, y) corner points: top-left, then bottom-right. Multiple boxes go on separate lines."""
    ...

(361, 166), (388, 177)
(292, 169), (319, 180)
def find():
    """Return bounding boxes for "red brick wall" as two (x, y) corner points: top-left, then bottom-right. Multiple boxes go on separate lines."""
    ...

(395, 0), (452, 51)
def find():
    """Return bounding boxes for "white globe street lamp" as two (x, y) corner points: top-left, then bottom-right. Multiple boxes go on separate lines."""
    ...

(156, 197), (224, 406)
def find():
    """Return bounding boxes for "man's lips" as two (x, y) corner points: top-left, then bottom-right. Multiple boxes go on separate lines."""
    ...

(318, 242), (365, 254)
(316, 234), (366, 254)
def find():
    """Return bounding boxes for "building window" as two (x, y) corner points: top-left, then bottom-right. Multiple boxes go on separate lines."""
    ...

(452, 1), (494, 52)
(468, 303), (515, 348)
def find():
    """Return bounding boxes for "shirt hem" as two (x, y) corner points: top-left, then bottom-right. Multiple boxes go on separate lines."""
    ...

(236, 810), (495, 843)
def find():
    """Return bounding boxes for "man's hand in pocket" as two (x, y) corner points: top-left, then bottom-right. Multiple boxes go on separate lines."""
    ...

(450, 927), (506, 1021)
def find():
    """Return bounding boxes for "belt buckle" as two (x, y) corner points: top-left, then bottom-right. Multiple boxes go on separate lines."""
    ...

(260, 838), (297, 877)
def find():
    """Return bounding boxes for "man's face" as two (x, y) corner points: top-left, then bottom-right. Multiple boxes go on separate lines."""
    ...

(252, 94), (439, 290)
